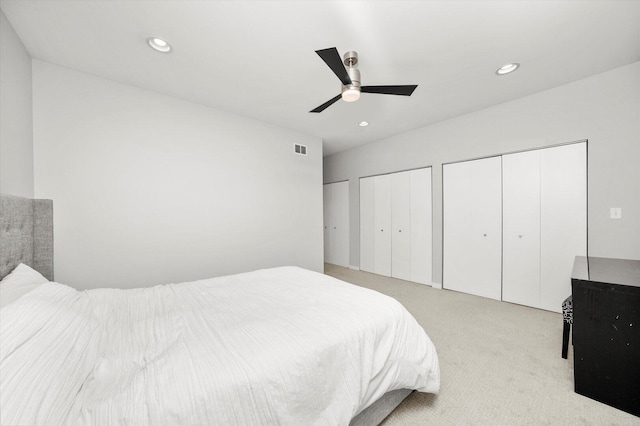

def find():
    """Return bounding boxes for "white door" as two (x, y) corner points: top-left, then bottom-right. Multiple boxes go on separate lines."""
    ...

(443, 157), (502, 300)
(323, 185), (332, 264)
(502, 150), (541, 307)
(330, 181), (350, 267)
(410, 168), (432, 285)
(540, 142), (587, 312)
(374, 174), (392, 276)
(359, 177), (375, 273)
(391, 171), (412, 280)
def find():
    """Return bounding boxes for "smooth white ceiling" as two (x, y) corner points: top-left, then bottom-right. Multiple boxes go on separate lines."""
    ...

(2, 0), (639, 156)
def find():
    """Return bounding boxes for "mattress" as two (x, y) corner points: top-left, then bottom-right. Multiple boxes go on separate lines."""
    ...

(0, 266), (439, 425)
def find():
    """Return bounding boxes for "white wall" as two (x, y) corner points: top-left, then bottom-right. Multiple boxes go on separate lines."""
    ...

(0, 9), (33, 197)
(324, 62), (640, 285)
(33, 61), (323, 289)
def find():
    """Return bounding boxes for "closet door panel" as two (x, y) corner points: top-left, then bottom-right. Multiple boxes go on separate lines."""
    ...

(323, 185), (332, 264)
(391, 171), (412, 280)
(410, 168), (432, 285)
(502, 150), (541, 308)
(443, 157), (502, 300)
(374, 174), (392, 276)
(540, 142), (587, 312)
(330, 181), (350, 268)
(359, 177), (375, 273)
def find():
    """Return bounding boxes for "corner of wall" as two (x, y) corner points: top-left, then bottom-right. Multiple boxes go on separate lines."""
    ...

(0, 9), (34, 197)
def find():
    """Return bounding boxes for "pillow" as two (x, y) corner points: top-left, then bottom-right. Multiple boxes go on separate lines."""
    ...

(0, 263), (49, 309)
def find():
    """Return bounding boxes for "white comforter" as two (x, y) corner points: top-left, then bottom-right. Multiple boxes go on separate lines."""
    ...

(0, 266), (439, 425)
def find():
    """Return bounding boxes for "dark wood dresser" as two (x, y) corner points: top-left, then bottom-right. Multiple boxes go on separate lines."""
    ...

(571, 256), (640, 417)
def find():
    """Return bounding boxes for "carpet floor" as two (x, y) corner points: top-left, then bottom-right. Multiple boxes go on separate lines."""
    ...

(324, 264), (639, 426)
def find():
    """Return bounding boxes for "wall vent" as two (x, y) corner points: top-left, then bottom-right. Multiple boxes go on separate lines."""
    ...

(294, 144), (307, 156)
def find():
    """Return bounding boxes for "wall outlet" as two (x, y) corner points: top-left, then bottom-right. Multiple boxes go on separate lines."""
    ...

(610, 207), (622, 219)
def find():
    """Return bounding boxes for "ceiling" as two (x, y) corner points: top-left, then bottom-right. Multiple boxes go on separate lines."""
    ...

(1, 1), (639, 156)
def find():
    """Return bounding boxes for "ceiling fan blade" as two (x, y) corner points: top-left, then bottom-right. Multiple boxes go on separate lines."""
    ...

(361, 85), (418, 96)
(309, 94), (342, 113)
(316, 47), (352, 86)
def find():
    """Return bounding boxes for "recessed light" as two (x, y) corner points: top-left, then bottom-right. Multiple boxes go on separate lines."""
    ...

(147, 37), (172, 53)
(358, 121), (369, 127)
(496, 63), (519, 75)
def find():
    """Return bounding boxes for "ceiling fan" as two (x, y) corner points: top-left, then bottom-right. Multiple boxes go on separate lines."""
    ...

(310, 47), (418, 113)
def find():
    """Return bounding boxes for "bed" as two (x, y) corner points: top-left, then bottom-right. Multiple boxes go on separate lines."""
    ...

(0, 194), (440, 425)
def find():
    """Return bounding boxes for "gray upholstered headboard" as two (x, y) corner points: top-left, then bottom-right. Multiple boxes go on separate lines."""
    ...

(0, 194), (54, 281)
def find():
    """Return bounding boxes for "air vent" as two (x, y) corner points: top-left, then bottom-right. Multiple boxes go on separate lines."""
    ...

(294, 144), (307, 156)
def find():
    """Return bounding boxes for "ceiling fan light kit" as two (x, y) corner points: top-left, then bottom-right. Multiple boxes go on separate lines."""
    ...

(341, 87), (361, 102)
(310, 47), (417, 113)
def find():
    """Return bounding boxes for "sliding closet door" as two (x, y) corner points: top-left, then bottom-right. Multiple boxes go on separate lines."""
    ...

(374, 174), (392, 276)
(391, 171), (412, 281)
(323, 185), (332, 263)
(502, 142), (586, 312)
(323, 182), (350, 267)
(443, 157), (502, 300)
(502, 150), (541, 307)
(361, 168), (433, 284)
(410, 168), (432, 285)
(540, 142), (587, 312)
(359, 177), (375, 273)
(329, 181), (350, 268)
(443, 143), (586, 310)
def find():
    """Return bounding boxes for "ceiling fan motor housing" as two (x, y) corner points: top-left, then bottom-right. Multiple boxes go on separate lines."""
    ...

(342, 50), (361, 101)
(343, 51), (361, 87)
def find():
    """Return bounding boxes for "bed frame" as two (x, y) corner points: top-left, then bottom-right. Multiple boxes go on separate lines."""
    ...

(350, 388), (412, 425)
(0, 194), (53, 281)
(0, 193), (410, 424)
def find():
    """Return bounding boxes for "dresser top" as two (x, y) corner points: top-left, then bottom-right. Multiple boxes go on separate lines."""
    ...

(572, 256), (640, 288)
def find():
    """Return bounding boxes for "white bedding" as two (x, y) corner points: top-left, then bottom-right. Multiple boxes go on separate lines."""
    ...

(0, 266), (439, 425)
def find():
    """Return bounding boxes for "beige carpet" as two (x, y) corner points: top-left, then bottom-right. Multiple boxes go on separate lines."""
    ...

(324, 264), (639, 426)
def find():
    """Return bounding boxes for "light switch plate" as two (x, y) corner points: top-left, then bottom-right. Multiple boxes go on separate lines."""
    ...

(610, 207), (622, 219)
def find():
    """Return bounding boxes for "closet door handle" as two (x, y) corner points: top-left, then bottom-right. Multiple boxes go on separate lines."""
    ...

(483, 233), (487, 237)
